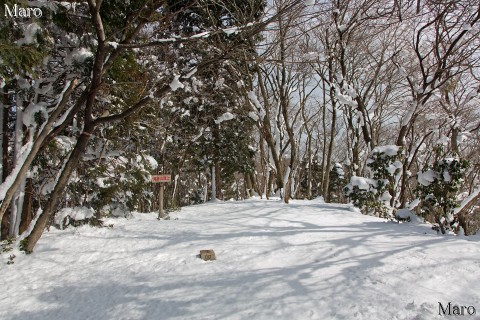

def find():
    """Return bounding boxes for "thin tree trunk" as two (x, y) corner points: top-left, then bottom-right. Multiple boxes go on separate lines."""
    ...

(323, 105), (336, 202)
(215, 161), (222, 200)
(251, 172), (261, 197)
(23, 124), (94, 253)
(9, 94), (25, 237)
(255, 64), (284, 193)
(277, 14), (296, 204)
(306, 134), (312, 199)
(19, 178), (33, 235)
(1, 89), (9, 240)
(211, 165), (217, 202)
(0, 90), (4, 183)
(323, 58), (337, 202)
(1, 104), (8, 181)
(266, 169), (274, 199)
(322, 28), (338, 203)
(245, 172), (253, 197)
(1, 207), (8, 240)
(451, 127), (459, 154)
(320, 79), (327, 193)
(171, 174), (179, 207)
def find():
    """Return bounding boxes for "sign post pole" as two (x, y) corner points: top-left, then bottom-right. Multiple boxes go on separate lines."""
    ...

(151, 174), (171, 220)
(159, 185), (164, 219)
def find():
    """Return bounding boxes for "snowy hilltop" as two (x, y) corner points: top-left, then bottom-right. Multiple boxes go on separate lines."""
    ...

(2, 198), (479, 320)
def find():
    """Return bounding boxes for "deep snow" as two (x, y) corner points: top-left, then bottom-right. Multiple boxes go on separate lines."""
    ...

(1, 198), (479, 320)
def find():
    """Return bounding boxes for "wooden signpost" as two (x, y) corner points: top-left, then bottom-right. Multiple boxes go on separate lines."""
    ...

(151, 174), (171, 219)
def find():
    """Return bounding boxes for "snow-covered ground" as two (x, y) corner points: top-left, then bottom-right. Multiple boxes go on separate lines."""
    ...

(1, 198), (479, 320)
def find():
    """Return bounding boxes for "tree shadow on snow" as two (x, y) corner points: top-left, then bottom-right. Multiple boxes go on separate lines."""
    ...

(6, 201), (479, 320)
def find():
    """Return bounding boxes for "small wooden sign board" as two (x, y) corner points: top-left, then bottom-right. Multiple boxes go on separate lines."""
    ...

(151, 174), (171, 219)
(151, 174), (171, 183)
(199, 249), (216, 261)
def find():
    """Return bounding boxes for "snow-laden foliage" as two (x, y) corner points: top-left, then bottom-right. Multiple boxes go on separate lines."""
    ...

(416, 146), (469, 234)
(143, 11), (258, 203)
(0, 0), (271, 249)
(345, 146), (403, 217)
(0, 2), (100, 239)
(54, 206), (95, 229)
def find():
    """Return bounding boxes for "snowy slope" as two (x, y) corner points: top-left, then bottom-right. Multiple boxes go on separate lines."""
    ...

(1, 198), (479, 320)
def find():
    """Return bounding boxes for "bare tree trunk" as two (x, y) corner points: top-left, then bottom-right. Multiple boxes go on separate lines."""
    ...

(249, 172), (261, 197)
(245, 173), (253, 197)
(0, 88), (5, 183)
(1, 105), (8, 180)
(19, 178), (33, 235)
(0, 208), (8, 240)
(23, 125), (94, 253)
(266, 169), (274, 199)
(323, 105), (336, 202)
(9, 94), (25, 237)
(306, 134), (312, 199)
(1, 89), (10, 240)
(258, 134), (267, 198)
(451, 127), (459, 155)
(320, 79), (327, 194)
(211, 165), (217, 201)
(254, 65), (284, 194)
(322, 47), (337, 202)
(215, 161), (222, 200)
(277, 12), (297, 203)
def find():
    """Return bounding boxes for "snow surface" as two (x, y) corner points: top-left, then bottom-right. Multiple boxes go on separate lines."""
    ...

(1, 199), (479, 320)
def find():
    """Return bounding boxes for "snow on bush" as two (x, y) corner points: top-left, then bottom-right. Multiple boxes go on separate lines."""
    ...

(395, 208), (423, 223)
(16, 23), (41, 45)
(416, 146), (469, 234)
(54, 206), (95, 229)
(345, 145), (403, 218)
(214, 112), (235, 124)
(169, 75), (184, 91)
(65, 132), (158, 217)
(344, 176), (378, 214)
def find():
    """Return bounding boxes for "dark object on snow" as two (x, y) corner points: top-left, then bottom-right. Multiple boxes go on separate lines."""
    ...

(199, 249), (216, 261)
